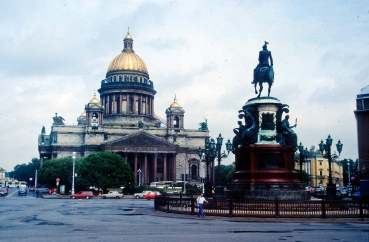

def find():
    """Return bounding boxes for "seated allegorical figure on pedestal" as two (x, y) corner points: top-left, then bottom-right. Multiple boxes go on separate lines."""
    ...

(241, 112), (257, 146)
(280, 115), (297, 147)
(232, 121), (246, 149)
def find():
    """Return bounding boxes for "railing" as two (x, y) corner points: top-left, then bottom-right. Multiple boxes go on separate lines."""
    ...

(155, 195), (369, 218)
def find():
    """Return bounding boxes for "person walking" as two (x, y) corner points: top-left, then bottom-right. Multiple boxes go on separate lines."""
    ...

(196, 193), (208, 217)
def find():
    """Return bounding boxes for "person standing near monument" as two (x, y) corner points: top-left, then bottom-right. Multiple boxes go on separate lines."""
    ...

(196, 193), (209, 217)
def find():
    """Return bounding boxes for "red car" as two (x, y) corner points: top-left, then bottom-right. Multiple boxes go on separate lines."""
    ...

(143, 191), (161, 200)
(0, 188), (8, 196)
(70, 191), (94, 199)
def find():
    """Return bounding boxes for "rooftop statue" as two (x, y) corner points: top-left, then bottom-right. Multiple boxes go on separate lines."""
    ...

(198, 119), (209, 131)
(53, 113), (65, 125)
(252, 41), (274, 98)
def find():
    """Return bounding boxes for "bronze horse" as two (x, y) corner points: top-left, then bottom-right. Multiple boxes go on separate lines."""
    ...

(254, 66), (274, 98)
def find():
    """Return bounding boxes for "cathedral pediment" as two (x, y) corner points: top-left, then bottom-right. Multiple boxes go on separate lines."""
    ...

(102, 131), (178, 152)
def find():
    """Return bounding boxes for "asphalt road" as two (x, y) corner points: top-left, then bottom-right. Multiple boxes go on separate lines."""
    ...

(1, 188), (368, 242)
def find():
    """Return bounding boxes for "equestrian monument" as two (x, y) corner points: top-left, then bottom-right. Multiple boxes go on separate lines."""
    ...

(226, 42), (309, 200)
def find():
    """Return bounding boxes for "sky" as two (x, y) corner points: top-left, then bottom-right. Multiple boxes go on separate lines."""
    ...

(0, 0), (368, 172)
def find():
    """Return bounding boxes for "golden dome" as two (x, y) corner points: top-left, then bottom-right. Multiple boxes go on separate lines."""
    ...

(80, 110), (86, 117)
(124, 32), (132, 40)
(89, 93), (100, 104)
(170, 95), (180, 108)
(107, 32), (148, 73)
(107, 51), (148, 73)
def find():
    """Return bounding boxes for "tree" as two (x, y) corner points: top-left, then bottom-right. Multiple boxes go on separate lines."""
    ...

(9, 158), (40, 185)
(38, 157), (83, 190)
(341, 159), (358, 186)
(77, 151), (133, 190)
(300, 170), (310, 184)
(214, 164), (235, 184)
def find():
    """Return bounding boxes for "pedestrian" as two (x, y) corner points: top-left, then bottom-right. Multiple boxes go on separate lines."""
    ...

(196, 193), (208, 217)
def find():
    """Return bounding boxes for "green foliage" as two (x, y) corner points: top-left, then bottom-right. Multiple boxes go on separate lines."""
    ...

(77, 151), (133, 190)
(9, 158), (40, 185)
(341, 158), (359, 186)
(296, 170), (310, 184)
(214, 164), (235, 184)
(225, 165), (235, 183)
(38, 157), (83, 190)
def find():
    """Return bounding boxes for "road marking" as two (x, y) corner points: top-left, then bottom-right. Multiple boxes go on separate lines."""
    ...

(6, 190), (18, 198)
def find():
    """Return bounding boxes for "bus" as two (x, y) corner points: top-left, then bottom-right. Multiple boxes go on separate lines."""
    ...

(156, 181), (174, 189)
(5, 181), (27, 188)
(19, 181), (27, 188)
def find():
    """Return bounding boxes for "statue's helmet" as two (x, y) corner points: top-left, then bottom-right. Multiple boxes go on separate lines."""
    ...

(262, 41), (269, 50)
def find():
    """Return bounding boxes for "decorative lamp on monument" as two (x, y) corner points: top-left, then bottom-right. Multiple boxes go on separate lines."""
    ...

(297, 142), (310, 183)
(318, 135), (343, 200)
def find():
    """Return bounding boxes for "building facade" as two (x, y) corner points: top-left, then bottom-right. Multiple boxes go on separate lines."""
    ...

(355, 85), (369, 180)
(38, 32), (210, 185)
(295, 149), (343, 187)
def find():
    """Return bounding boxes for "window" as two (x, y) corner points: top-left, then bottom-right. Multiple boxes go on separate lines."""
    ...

(174, 116), (179, 128)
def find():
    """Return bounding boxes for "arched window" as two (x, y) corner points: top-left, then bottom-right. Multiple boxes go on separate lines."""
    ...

(174, 116), (179, 128)
(191, 165), (197, 180)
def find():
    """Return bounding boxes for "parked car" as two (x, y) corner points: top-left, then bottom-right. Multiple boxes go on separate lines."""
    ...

(0, 188), (8, 196)
(102, 191), (124, 199)
(336, 187), (348, 196)
(29, 186), (35, 191)
(311, 186), (325, 196)
(143, 191), (161, 200)
(70, 191), (94, 199)
(351, 191), (361, 200)
(133, 191), (150, 199)
(18, 187), (28, 196)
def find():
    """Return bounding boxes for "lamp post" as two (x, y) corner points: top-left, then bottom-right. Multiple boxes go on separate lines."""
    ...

(72, 152), (76, 195)
(347, 161), (351, 196)
(318, 135), (343, 200)
(198, 137), (216, 197)
(198, 134), (232, 198)
(297, 142), (310, 183)
(137, 169), (142, 186)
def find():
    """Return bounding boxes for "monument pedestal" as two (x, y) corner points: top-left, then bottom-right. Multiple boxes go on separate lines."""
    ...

(226, 96), (309, 201)
(226, 144), (309, 200)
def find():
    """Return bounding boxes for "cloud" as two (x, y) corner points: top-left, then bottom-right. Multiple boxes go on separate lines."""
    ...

(0, 0), (367, 171)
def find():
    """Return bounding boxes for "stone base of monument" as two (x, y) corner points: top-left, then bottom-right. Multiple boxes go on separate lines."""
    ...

(225, 183), (310, 201)
(225, 144), (309, 201)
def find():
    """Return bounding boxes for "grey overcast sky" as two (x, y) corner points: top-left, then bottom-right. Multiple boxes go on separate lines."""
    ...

(0, 0), (367, 171)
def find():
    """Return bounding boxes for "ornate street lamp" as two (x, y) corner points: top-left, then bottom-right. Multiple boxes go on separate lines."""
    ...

(347, 161), (351, 196)
(298, 142), (310, 183)
(72, 152), (76, 195)
(318, 135), (343, 200)
(198, 134), (232, 198)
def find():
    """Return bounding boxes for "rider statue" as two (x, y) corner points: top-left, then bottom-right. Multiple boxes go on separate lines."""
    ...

(252, 41), (274, 84)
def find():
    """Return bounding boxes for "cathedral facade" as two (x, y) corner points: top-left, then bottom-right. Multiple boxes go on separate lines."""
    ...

(38, 32), (210, 185)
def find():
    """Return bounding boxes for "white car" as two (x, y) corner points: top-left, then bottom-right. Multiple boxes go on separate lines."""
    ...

(102, 191), (124, 199)
(133, 191), (150, 199)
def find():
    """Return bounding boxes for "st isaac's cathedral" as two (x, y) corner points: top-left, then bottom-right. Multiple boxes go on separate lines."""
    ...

(38, 32), (210, 185)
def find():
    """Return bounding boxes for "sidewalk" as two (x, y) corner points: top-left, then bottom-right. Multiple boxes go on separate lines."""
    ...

(40, 193), (136, 199)
(39, 193), (368, 224)
(143, 208), (369, 224)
